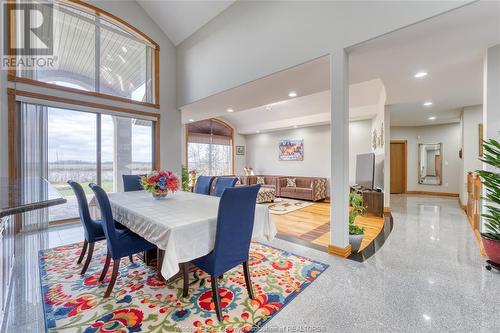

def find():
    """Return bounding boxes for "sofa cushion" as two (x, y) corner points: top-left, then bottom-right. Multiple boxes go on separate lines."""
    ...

(286, 178), (296, 187)
(281, 187), (296, 193)
(295, 187), (313, 194)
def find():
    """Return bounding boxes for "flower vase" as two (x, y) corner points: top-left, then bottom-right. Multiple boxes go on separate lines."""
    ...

(152, 193), (168, 200)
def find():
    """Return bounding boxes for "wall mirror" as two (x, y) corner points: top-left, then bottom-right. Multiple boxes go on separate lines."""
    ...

(418, 143), (442, 185)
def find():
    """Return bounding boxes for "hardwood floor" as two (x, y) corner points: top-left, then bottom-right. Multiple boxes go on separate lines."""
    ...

(272, 201), (385, 252)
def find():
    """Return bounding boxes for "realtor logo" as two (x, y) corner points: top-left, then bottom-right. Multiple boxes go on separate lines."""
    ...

(2, 0), (56, 69)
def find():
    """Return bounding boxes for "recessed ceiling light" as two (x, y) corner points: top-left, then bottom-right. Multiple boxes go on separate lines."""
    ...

(189, 119), (194, 122)
(256, 130), (260, 133)
(293, 125), (298, 128)
(265, 106), (272, 111)
(428, 116), (436, 120)
(288, 91), (297, 98)
(423, 101), (433, 106)
(227, 108), (234, 113)
(414, 71), (428, 78)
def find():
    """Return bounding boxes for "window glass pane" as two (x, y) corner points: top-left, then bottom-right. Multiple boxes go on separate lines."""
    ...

(101, 115), (153, 192)
(16, 1), (155, 103)
(100, 26), (153, 102)
(188, 142), (232, 176)
(211, 144), (232, 175)
(47, 108), (97, 222)
(188, 143), (210, 176)
(35, 5), (96, 91)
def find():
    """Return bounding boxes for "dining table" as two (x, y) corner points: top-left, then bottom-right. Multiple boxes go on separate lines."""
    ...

(103, 190), (276, 279)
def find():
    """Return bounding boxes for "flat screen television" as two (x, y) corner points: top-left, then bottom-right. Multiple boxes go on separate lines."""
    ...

(355, 153), (375, 190)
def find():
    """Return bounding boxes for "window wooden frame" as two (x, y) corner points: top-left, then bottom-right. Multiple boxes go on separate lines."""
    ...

(185, 118), (235, 176)
(7, 88), (161, 182)
(6, 0), (160, 109)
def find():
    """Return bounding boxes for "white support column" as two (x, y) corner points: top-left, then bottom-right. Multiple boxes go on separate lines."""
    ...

(482, 44), (500, 232)
(329, 49), (351, 256)
(113, 117), (132, 192)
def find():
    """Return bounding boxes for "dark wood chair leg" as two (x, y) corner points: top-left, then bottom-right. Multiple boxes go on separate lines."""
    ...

(182, 263), (189, 298)
(99, 252), (111, 282)
(80, 242), (94, 275)
(77, 240), (88, 264)
(129, 255), (134, 263)
(104, 258), (120, 298)
(243, 261), (255, 299)
(210, 275), (223, 322)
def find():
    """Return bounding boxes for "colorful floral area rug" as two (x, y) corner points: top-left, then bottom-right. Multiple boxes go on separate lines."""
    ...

(39, 242), (329, 332)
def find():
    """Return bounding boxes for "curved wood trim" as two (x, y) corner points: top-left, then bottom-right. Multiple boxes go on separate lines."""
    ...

(7, 88), (160, 120)
(66, 0), (159, 48)
(7, 0), (161, 108)
(185, 118), (235, 175)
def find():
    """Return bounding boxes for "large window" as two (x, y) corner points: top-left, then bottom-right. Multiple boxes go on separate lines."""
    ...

(16, 101), (155, 222)
(187, 119), (233, 176)
(10, 0), (158, 105)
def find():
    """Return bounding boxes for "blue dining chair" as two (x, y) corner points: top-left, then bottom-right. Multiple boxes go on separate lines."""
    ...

(194, 176), (215, 195)
(68, 180), (106, 275)
(213, 177), (238, 197)
(68, 181), (134, 275)
(89, 183), (157, 298)
(186, 184), (261, 321)
(122, 174), (145, 192)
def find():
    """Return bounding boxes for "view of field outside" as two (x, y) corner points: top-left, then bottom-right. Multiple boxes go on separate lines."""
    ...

(47, 108), (152, 221)
(188, 142), (232, 176)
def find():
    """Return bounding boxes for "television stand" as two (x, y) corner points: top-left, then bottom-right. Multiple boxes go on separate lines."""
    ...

(351, 187), (384, 217)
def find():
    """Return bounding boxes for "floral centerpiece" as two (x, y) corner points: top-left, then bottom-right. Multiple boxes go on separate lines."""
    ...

(141, 170), (180, 199)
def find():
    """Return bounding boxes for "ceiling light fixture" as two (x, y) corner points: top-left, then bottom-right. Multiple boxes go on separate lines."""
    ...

(414, 71), (428, 78)
(423, 101), (433, 106)
(227, 108), (234, 113)
(256, 130), (260, 133)
(265, 106), (272, 111)
(288, 91), (297, 98)
(428, 116), (436, 120)
(189, 119), (194, 122)
(293, 125), (298, 128)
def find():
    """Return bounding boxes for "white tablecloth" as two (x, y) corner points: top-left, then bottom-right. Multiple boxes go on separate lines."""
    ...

(105, 191), (276, 279)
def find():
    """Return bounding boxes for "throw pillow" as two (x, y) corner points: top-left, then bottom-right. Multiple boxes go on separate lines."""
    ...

(235, 178), (241, 185)
(256, 176), (265, 185)
(286, 178), (296, 187)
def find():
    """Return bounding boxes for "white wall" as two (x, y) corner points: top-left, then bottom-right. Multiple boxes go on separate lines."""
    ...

(459, 105), (483, 205)
(391, 123), (461, 193)
(0, 1), (182, 181)
(176, 1), (469, 106)
(244, 120), (372, 190)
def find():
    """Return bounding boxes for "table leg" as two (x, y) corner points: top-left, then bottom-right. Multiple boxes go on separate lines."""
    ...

(157, 249), (165, 281)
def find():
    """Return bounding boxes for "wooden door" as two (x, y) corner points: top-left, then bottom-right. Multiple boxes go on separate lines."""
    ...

(390, 141), (407, 194)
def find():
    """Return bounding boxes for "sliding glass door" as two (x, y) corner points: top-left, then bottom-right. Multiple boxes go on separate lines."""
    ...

(18, 102), (155, 223)
(47, 108), (98, 221)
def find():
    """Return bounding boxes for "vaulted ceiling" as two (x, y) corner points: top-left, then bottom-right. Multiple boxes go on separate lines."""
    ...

(136, 0), (235, 45)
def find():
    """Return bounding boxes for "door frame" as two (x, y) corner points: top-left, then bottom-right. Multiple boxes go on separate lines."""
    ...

(390, 140), (407, 194)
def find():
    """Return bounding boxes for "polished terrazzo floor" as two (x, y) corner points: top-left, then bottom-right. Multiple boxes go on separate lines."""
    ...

(3, 195), (499, 332)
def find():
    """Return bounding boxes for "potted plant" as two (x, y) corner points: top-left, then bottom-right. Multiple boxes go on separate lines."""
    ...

(349, 190), (366, 253)
(477, 138), (500, 269)
(181, 165), (190, 191)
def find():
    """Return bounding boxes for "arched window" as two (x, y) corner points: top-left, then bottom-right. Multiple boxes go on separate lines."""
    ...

(8, 0), (159, 106)
(187, 119), (234, 176)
